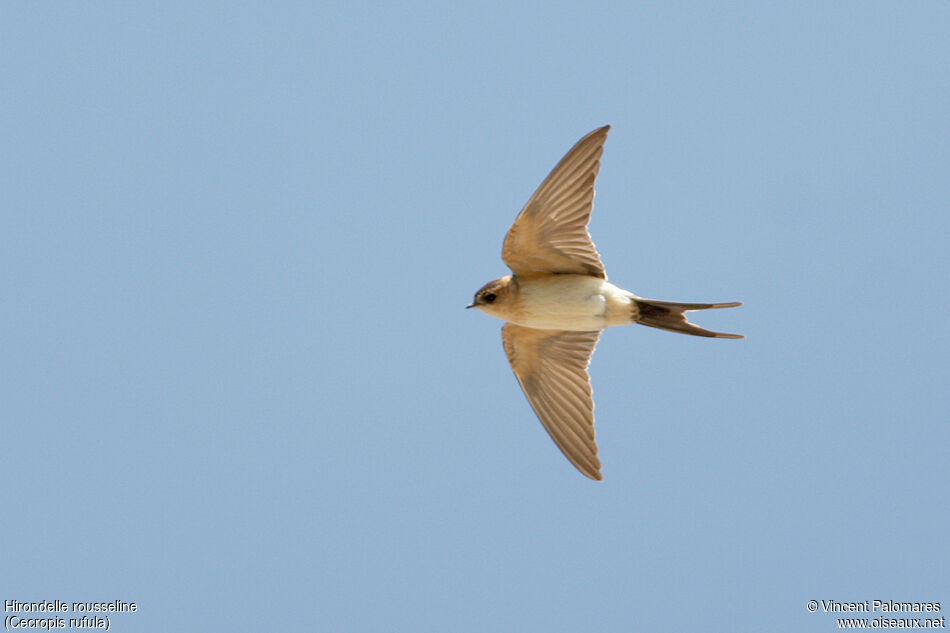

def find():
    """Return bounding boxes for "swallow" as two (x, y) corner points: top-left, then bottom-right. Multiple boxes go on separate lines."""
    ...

(468, 125), (742, 480)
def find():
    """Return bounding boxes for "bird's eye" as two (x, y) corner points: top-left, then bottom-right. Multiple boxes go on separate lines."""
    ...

(483, 293), (496, 303)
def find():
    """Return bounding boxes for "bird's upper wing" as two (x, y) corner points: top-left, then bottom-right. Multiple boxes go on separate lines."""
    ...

(502, 125), (609, 279)
(501, 323), (602, 480)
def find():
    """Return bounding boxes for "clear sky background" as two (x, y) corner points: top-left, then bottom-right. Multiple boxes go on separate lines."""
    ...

(2, 3), (948, 632)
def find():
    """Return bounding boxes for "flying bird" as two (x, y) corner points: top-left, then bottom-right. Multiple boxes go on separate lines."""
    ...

(468, 125), (742, 481)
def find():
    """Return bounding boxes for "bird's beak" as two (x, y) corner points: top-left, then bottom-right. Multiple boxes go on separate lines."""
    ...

(465, 303), (476, 309)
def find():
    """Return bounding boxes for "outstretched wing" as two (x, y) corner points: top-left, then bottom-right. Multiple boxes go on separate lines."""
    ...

(501, 323), (602, 480)
(502, 126), (609, 279)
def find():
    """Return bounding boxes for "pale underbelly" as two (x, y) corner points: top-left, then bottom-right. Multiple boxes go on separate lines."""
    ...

(510, 276), (634, 331)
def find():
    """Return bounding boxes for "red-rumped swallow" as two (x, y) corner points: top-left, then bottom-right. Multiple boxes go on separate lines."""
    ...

(468, 125), (742, 480)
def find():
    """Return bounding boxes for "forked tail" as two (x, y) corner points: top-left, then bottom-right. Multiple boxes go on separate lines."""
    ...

(633, 298), (743, 339)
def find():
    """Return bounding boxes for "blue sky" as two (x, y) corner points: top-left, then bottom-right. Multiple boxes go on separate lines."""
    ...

(2, 2), (948, 631)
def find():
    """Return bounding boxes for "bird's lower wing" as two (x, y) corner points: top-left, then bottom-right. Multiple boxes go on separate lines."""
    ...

(501, 323), (602, 480)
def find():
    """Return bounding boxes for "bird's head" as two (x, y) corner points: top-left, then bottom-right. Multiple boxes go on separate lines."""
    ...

(466, 275), (514, 318)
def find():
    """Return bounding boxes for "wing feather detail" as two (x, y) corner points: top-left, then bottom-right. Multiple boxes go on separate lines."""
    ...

(501, 323), (603, 480)
(502, 126), (610, 279)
